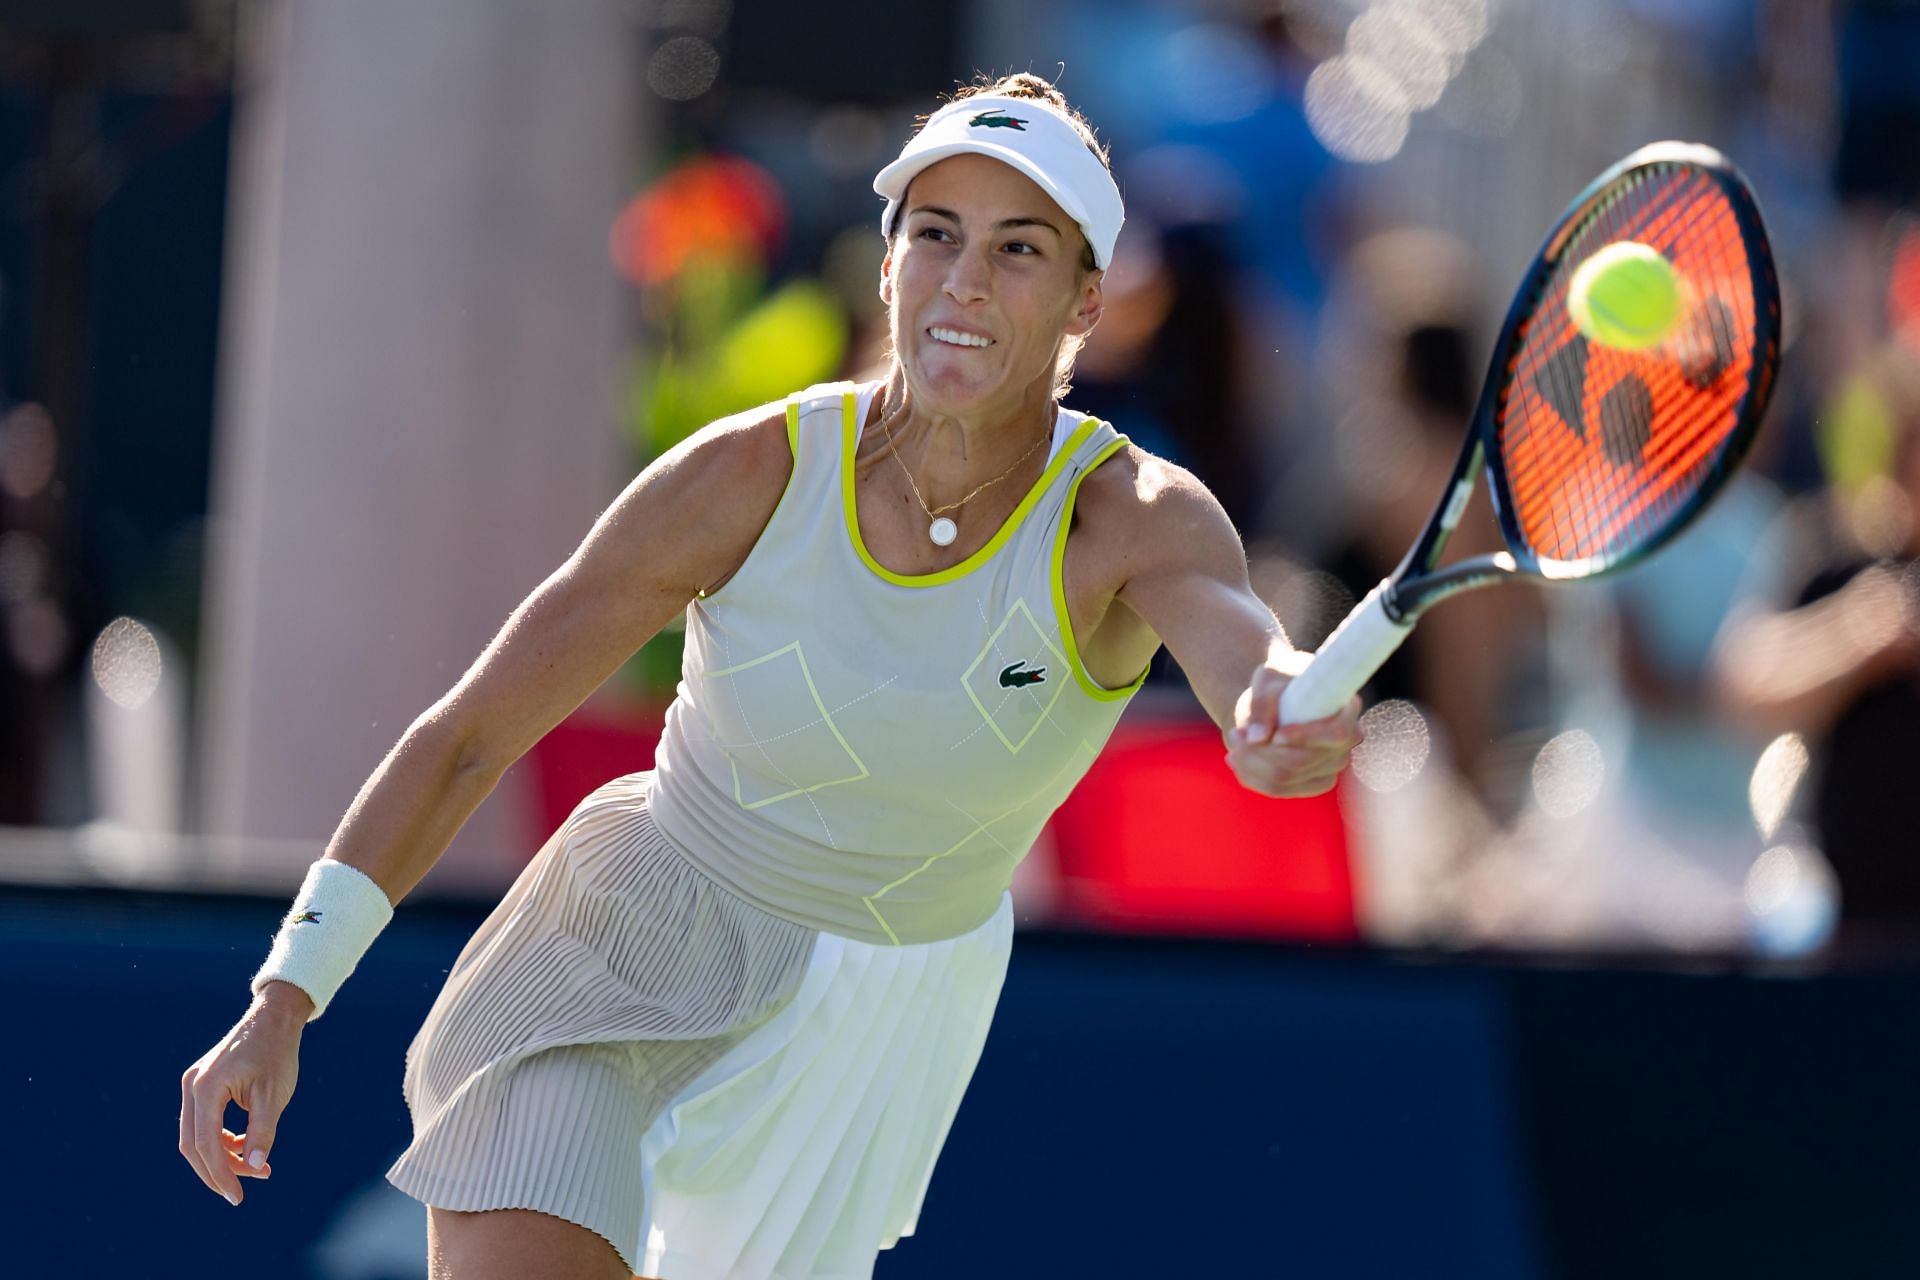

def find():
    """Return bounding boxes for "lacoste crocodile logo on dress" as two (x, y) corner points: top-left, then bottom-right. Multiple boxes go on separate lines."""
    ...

(291, 910), (322, 924)
(969, 111), (1028, 131)
(998, 661), (1046, 689)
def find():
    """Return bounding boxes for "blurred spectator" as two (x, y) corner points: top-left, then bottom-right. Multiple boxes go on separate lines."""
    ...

(1714, 346), (1920, 938)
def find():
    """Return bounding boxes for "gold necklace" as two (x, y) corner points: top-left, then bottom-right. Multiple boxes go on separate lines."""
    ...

(877, 408), (1051, 547)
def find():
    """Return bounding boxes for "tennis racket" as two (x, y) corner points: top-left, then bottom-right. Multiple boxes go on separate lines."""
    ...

(1280, 140), (1782, 724)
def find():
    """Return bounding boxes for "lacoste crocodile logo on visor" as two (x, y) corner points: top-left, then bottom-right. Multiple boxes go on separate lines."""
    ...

(999, 661), (1047, 688)
(969, 111), (1029, 131)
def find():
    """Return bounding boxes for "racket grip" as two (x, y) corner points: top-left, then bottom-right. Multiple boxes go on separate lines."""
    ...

(1278, 579), (1413, 724)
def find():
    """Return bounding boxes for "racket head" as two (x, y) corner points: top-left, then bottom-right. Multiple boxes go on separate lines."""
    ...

(1476, 142), (1781, 581)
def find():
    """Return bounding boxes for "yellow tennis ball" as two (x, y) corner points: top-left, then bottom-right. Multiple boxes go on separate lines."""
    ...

(1568, 241), (1681, 350)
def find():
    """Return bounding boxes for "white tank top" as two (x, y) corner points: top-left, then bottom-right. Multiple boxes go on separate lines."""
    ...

(648, 380), (1146, 945)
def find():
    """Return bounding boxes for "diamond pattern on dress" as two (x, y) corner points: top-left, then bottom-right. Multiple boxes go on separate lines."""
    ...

(705, 641), (871, 809)
(959, 598), (1068, 754)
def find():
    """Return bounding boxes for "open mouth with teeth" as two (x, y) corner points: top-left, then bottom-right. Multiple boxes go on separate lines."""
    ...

(928, 326), (994, 348)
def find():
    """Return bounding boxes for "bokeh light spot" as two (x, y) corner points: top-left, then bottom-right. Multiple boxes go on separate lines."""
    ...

(648, 36), (720, 102)
(1352, 699), (1431, 792)
(1397, 0), (1491, 57)
(1305, 55), (1412, 164)
(1745, 845), (1799, 915)
(1531, 729), (1605, 818)
(1745, 844), (1839, 956)
(1748, 733), (1809, 841)
(91, 617), (162, 710)
(1348, 6), (1454, 109)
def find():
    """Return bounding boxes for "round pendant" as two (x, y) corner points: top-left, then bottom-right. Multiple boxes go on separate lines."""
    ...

(929, 516), (958, 546)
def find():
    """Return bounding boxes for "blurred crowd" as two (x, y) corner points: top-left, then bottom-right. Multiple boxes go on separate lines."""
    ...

(626, 0), (1920, 959)
(8, 0), (1920, 961)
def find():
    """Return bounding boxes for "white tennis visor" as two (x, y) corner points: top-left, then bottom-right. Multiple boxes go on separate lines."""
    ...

(874, 95), (1124, 270)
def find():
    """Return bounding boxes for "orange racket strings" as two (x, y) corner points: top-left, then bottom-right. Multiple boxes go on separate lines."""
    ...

(1496, 164), (1764, 570)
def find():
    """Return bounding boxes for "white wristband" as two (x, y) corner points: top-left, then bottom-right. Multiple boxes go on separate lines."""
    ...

(250, 859), (394, 1020)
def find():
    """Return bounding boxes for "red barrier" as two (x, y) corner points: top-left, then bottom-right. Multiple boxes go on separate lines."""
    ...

(1045, 718), (1359, 941)
(526, 709), (1358, 942)
(524, 708), (661, 847)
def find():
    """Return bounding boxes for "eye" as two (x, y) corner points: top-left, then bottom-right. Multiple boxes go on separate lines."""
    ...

(1002, 240), (1040, 256)
(917, 225), (955, 243)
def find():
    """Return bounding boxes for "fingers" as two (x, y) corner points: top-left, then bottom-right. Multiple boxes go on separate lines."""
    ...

(1224, 739), (1347, 797)
(1225, 690), (1364, 798)
(221, 1129), (273, 1179)
(1230, 699), (1362, 749)
(179, 1066), (237, 1205)
(1237, 664), (1288, 744)
(240, 1088), (285, 1177)
(180, 1002), (303, 1209)
(1239, 762), (1345, 797)
(189, 1070), (245, 1206)
(178, 1066), (212, 1195)
(1234, 658), (1366, 743)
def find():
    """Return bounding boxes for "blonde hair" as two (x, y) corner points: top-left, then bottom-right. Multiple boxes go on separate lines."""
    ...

(888, 71), (1111, 400)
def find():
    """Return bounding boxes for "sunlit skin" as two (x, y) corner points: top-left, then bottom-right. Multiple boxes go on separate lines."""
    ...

(872, 152), (1102, 514)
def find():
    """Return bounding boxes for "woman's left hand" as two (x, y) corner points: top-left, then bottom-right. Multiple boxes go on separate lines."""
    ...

(1224, 665), (1364, 798)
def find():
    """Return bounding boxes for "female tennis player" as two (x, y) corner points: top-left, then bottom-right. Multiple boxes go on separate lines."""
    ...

(178, 73), (1362, 1280)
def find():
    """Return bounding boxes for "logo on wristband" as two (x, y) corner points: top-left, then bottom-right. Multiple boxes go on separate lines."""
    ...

(291, 910), (323, 925)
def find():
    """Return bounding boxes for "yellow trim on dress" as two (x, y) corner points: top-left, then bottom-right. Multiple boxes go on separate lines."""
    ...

(1051, 437), (1150, 701)
(841, 391), (1101, 588)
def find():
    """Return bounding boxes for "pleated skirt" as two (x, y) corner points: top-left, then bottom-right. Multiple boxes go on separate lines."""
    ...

(385, 771), (1013, 1280)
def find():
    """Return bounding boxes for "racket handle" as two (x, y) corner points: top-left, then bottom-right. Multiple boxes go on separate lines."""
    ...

(1278, 578), (1413, 724)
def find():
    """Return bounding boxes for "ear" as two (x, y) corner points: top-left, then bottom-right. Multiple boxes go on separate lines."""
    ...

(1063, 268), (1105, 338)
(878, 251), (894, 305)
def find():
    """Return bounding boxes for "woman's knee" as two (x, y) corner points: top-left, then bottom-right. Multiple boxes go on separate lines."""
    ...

(426, 1206), (631, 1280)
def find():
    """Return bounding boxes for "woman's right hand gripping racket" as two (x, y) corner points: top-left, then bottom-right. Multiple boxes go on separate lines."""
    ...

(1280, 141), (1783, 725)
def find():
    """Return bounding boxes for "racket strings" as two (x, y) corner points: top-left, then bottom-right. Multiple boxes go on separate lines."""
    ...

(1549, 175), (1754, 549)
(1528, 174), (1673, 556)
(1505, 175), (1669, 560)
(1497, 162), (1766, 570)
(1564, 182), (1752, 548)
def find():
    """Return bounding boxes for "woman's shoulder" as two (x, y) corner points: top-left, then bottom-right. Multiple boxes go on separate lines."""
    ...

(1063, 439), (1247, 596)
(687, 380), (860, 465)
(1070, 439), (1230, 534)
(678, 399), (793, 483)
(647, 400), (795, 552)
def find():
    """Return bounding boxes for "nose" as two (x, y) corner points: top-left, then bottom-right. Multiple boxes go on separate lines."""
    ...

(942, 243), (990, 305)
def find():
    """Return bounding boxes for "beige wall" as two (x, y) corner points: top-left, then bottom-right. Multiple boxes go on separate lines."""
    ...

(199, 0), (639, 889)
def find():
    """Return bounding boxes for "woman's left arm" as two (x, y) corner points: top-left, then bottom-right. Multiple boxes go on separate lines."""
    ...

(1108, 459), (1362, 798)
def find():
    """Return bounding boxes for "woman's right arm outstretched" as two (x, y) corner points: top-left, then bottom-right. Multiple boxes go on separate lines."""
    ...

(177, 402), (795, 1206)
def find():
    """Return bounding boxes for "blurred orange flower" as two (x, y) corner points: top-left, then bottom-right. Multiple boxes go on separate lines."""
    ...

(610, 153), (787, 286)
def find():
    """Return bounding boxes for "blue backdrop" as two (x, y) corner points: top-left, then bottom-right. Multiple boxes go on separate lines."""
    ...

(9, 885), (1916, 1278)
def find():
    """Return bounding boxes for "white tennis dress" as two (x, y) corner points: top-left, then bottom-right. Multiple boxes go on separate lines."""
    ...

(387, 381), (1145, 1278)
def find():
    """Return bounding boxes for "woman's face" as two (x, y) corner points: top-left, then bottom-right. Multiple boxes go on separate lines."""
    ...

(883, 153), (1102, 416)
